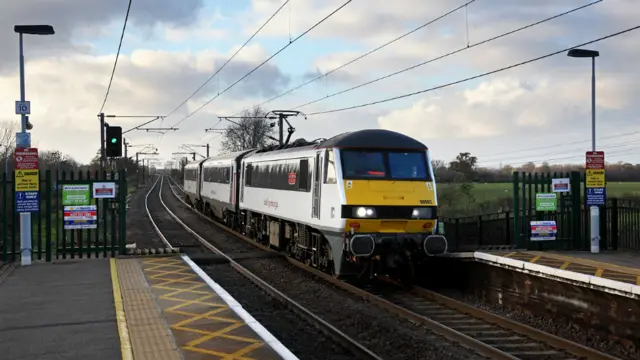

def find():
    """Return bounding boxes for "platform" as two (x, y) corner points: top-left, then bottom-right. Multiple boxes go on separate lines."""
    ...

(0, 259), (122, 360)
(461, 250), (640, 298)
(113, 255), (296, 359)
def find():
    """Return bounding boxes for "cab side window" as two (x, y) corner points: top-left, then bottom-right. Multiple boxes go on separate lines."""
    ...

(324, 149), (337, 184)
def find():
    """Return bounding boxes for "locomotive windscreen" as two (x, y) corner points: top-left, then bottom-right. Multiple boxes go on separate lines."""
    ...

(341, 150), (431, 181)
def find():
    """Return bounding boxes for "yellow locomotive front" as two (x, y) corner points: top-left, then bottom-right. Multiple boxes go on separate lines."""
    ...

(334, 133), (446, 279)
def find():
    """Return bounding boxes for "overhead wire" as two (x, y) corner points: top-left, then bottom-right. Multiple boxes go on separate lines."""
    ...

(487, 147), (640, 167)
(98, 0), (133, 114)
(304, 23), (640, 115)
(480, 138), (640, 165)
(476, 130), (640, 159)
(293, 0), (603, 111)
(167, 0), (354, 129)
(228, 0), (478, 117)
(163, 0), (291, 119)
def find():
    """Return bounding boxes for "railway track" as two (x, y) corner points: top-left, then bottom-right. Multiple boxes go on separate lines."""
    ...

(163, 175), (620, 360)
(145, 175), (381, 360)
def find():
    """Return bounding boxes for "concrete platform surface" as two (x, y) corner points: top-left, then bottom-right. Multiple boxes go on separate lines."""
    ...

(0, 259), (121, 360)
(547, 250), (640, 269)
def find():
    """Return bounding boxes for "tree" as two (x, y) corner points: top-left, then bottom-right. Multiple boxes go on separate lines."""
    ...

(449, 152), (478, 181)
(220, 106), (274, 153)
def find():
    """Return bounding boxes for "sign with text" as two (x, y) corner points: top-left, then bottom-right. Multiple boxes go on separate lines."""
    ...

(585, 169), (605, 188)
(15, 169), (39, 191)
(551, 178), (570, 193)
(92, 182), (116, 199)
(586, 187), (606, 206)
(14, 148), (38, 170)
(530, 221), (557, 241)
(535, 193), (557, 211)
(62, 184), (91, 206)
(63, 205), (98, 230)
(15, 191), (39, 212)
(585, 151), (605, 169)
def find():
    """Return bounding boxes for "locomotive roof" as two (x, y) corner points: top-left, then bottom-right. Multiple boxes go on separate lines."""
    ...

(317, 129), (427, 150)
(202, 149), (254, 164)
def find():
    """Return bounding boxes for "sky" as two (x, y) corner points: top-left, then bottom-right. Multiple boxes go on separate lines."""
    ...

(1, 0), (639, 169)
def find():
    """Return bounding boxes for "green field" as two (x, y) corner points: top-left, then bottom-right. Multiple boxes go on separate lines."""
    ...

(439, 182), (640, 202)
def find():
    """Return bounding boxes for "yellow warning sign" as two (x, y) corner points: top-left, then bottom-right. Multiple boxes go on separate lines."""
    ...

(585, 169), (605, 188)
(15, 169), (39, 191)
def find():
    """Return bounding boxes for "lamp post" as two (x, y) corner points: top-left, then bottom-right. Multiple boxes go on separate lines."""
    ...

(14, 24), (55, 266)
(567, 48), (600, 253)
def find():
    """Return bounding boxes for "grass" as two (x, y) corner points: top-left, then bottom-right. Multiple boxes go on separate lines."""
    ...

(439, 182), (640, 202)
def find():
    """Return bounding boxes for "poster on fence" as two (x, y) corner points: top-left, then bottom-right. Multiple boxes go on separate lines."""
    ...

(530, 221), (557, 241)
(63, 205), (98, 230)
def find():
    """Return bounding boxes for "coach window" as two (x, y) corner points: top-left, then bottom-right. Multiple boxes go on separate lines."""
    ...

(299, 159), (309, 190)
(324, 150), (337, 184)
(245, 164), (253, 186)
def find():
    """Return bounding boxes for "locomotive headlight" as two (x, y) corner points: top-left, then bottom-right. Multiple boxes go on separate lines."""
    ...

(354, 207), (376, 218)
(412, 207), (431, 219)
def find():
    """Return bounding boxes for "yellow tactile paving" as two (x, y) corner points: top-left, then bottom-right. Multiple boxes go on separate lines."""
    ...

(114, 258), (182, 360)
(140, 257), (283, 360)
(497, 251), (640, 285)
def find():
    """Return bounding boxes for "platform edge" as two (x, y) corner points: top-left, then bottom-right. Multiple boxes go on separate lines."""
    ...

(181, 254), (299, 360)
(110, 258), (134, 360)
(474, 251), (640, 299)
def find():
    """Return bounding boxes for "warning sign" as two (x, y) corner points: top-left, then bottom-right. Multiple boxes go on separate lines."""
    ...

(15, 169), (39, 191)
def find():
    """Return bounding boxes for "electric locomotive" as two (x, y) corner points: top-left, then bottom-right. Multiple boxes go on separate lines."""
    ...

(182, 129), (447, 281)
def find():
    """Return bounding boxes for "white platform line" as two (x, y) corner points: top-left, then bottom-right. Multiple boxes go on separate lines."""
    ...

(181, 254), (300, 360)
(474, 251), (640, 299)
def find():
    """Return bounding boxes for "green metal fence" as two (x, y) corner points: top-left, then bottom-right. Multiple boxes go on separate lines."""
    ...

(0, 169), (127, 263)
(441, 171), (640, 251)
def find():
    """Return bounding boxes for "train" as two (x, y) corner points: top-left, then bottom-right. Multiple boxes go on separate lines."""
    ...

(182, 128), (447, 281)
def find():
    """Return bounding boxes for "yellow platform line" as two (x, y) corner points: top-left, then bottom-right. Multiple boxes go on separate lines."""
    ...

(526, 251), (640, 276)
(529, 255), (541, 263)
(637, 275), (640, 285)
(109, 258), (134, 360)
(560, 261), (570, 270)
(594, 268), (604, 277)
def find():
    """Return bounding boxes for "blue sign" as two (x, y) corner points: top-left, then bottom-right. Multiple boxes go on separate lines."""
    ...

(586, 187), (606, 206)
(15, 191), (39, 212)
(15, 132), (31, 148)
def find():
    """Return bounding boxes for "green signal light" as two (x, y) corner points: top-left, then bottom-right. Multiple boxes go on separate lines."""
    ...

(111, 138), (117, 143)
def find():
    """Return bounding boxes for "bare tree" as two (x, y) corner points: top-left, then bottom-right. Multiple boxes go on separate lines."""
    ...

(0, 121), (18, 174)
(220, 106), (274, 153)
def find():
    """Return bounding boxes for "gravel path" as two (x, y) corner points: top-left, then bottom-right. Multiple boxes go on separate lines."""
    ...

(438, 288), (638, 360)
(201, 261), (356, 360)
(161, 178), (484, 360)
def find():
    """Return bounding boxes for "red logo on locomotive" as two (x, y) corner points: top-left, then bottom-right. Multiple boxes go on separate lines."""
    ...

(287, 172), (296, 185)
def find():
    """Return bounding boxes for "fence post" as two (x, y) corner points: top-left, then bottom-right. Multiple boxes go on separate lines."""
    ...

(505, 211), (511, 246)
(118, 169), (127, 255)
(1, 172), (6, 262)
(610, 198), (619, 250)
(512, 171), (520, 248)
(570, 171), (582, 250)
(45, 170), (52, 262)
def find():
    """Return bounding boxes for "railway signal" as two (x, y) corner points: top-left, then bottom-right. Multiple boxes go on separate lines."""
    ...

(105, 126), (122, 157)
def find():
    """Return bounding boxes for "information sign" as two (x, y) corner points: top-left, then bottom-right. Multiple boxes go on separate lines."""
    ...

(585, 151), (605, 170)
(530, 221), (557, 241)
(535, 193), (557, 211)
(585, 169), (605, 188)
(63, 205), (98, 230)
(14, 148), (39, 170)
(15, 170), (39, 191)
(15, 100), (30, 115)
(92, 182), (116, 199)
(15, 191), (39, 212)
(551, 178), (570, 193)
(62, 184), (91, 205)
(586, 187), (606, 206)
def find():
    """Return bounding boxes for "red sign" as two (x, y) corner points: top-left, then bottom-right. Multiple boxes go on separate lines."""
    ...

(14, 148), (39, 170)
(585, 151), (604, 170)
(94, 187), (113, 196)
(287, 172), (296, 185)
